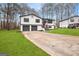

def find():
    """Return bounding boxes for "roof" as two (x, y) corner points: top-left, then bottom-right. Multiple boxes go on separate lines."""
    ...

(60, 15), (79, 22)
(20, 14), (42, 19)
(20, 14), (55, 21)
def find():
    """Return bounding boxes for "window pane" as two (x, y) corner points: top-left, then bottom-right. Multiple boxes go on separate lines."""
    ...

(24, 18), (29, 22)
(36, 19), (40, 23)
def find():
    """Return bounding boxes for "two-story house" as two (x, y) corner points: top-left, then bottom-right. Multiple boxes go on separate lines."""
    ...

(60, 16), (79, 28)
(20, 14), (43, 31)
(20, 14), (55, 31)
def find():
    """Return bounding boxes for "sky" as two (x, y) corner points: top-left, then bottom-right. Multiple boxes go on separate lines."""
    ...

(27, 3), (42, 11)
(27, 3), (79, 17)
(27, 3), (79, 14)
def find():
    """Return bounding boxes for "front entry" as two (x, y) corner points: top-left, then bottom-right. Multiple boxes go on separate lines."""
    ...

(23, 25), (30, 31)
(31, 25), (37, 31)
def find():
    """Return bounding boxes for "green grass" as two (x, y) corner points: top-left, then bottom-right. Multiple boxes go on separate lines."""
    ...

(47, 28), (79, 36)
(0, 30), (49, 56)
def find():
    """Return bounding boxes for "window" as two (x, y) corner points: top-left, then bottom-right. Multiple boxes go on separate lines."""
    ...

(48, 20), (52, 23)
(36, 19), (40, 23)
(70, 18), (74, 22)
(24, 18), (29, 22)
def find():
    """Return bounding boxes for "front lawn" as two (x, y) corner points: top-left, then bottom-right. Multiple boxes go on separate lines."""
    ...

(47, 28), (79, 36)
(0, 30), (48, 56)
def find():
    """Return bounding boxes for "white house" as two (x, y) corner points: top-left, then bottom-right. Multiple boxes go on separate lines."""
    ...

(60, 16), (79, 28)
(42, 18), (55, 29)
(20, 14), (55, 31)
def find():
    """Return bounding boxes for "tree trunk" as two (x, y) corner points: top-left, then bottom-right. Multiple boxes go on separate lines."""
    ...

(6, 3), (10, 30)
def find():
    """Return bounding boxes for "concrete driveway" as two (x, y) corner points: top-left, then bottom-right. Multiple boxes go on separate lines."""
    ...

(22, 31), (79, 56)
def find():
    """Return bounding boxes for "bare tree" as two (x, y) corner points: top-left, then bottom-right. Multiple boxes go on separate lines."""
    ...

(40, 3), (77, 28)
(0, 3), (38, 30)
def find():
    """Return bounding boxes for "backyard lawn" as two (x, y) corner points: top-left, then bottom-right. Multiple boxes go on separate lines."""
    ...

(48, 28), (79, 36)
(0, 30), (48, 56)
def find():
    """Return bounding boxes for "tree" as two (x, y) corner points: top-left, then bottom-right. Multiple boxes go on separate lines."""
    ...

(0, 3), (38, 30)
(40, 3), (77, 28)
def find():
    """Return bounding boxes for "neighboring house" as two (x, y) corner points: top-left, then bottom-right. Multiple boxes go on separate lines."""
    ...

(42, 18), (55, 29)
(60, 16), (79, 28)
(20, 14), (55, 31)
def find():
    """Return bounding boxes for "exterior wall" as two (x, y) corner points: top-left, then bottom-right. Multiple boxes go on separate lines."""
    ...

(60, 16), (79, 28)
(60, 20), (69, 28)
(37, 25), (43, 30)
(51, 26), (55, 29)
(69, 17), (79, 24)
(46, 20), (56, 29)
(20, 15), (42, 25)
(48, 25), (54, 29)
(47, 20), (56, 26)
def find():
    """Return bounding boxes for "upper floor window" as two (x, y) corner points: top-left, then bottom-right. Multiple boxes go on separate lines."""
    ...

(70, 18), (74, 22)
(24, 18), (29, 22)
(36, 19), (40, 23)
(48, 20), (52, 23)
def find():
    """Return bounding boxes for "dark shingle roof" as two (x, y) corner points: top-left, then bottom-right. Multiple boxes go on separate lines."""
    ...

(20, 14), (55, 21)
(60, 15), (79, 22)
(20, 14), (42, 19)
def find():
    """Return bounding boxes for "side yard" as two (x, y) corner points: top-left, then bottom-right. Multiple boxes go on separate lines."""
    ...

(47, 28), (79, 36)
(0, 30), (48, 56)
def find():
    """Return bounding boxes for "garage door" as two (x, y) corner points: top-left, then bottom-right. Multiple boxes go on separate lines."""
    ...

(31, 25), (37, 31)
(23, 25), (30, 31)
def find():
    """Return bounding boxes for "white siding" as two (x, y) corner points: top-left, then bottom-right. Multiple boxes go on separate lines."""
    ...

(47, 20), (56, 26)
(46, 20), (56, 29)
(60, 20), (69, 28)
(52, 26), (55, 29)
(37, 26), (43, 30)
(59, 16), (79, 28)
(48, 25), (54, 29)
(20, 15), (43, 31)
(69, 17), (79, 24)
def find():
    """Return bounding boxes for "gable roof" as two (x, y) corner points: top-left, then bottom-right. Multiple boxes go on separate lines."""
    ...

(20, 14), (55, 21)
(60, 15), (79, 22)
(20, 14), (42, 19)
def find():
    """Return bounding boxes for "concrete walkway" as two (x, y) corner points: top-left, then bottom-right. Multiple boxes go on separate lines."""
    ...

(22, 31), (79, 56)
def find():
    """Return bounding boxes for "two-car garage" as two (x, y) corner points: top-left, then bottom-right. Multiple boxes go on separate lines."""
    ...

(23, 25), (37, 31)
